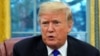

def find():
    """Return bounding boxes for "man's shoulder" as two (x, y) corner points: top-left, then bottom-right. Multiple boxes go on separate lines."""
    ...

(68, 35), (95, 48)
(14, 35), (42, 47)
(68, 35), (99, 53)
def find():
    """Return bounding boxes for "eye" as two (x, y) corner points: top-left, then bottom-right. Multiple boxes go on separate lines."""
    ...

(53, 20), (60, 24)
(41, 21), (49, 24)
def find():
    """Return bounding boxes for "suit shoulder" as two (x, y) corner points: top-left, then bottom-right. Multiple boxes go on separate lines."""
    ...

(68, 36), (99, 52)
(14, 35), (42, 48)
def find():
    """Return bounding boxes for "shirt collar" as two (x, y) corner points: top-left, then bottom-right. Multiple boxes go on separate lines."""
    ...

(47, 46), (53, 56)
(47, 40), (68, 56)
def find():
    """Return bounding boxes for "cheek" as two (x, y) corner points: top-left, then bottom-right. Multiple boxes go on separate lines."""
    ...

(57, 28), (68, 36)
(40, 25), (45, 31)
(41, 27), (47, 35)
(57, 25), (68, 34)
(56, 25), (68, 39)
(56, 28), (67, 44)
(41, 28), (47, 40)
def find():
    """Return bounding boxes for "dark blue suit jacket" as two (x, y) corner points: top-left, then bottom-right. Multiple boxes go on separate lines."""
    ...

(13, 35), (100, 56)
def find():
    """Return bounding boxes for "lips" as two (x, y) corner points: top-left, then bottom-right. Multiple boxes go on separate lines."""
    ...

(47, 35), (55, 40)
(48, 35), (54, 38)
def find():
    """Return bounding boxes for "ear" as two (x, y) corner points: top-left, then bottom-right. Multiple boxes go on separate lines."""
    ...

(68, 20), (73, 32)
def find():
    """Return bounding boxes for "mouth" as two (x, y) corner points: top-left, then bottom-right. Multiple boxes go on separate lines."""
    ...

(48, 35), (55, 40)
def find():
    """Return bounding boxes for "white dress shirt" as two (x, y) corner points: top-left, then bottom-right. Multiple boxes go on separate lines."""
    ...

(47, 40), (68, 56)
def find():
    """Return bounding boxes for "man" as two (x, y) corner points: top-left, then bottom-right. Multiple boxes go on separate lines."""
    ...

(13, 1), (100, 56)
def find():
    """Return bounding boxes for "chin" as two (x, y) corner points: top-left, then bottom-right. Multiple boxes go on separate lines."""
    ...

(46, 41), (58, 49)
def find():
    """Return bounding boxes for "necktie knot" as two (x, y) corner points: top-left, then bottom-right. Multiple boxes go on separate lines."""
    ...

(52, 50), (60, 56)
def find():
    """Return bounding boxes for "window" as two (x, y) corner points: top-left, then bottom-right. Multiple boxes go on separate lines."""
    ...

(11, 0), (88, 42)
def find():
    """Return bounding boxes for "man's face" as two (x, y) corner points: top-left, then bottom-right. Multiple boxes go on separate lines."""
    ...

(39, 11), (72, 49)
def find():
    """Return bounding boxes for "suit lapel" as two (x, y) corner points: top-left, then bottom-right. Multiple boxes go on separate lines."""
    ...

(67, 36), (78, 56)
(35, 40), (48, 56)
(32, 35), (79, 56)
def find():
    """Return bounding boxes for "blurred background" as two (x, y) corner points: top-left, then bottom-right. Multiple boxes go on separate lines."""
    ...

(11, 0), (87, 41)
(0, 0), (100, 50)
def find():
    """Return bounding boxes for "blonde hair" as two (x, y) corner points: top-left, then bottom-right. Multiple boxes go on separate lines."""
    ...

(38, 1), (73, 21)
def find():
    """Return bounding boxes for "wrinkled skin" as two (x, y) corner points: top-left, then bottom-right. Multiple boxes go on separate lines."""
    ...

(39, 11), (72, 49)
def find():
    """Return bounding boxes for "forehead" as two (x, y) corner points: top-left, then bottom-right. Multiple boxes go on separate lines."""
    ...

(39, 12), (67, 22)
(39, 11), (66, 18)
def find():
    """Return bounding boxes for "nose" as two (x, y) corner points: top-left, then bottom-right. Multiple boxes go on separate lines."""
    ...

(48, 23), (54, 33)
